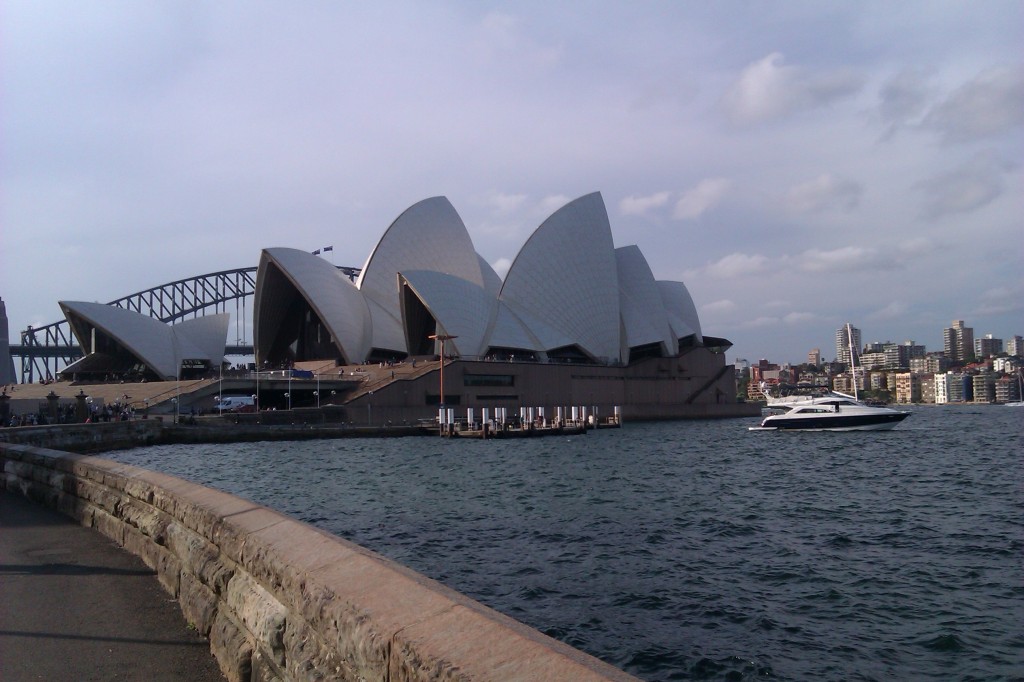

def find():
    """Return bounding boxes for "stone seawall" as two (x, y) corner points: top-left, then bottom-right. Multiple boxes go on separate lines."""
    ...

(1, 442), (636, 681)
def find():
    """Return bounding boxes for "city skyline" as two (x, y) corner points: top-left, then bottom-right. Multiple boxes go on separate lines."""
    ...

(740, 319), (1022, 367)
(2, 2), (1021, 365)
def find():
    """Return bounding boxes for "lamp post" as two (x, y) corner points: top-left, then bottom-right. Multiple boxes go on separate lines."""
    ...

(367, 390), (373, 426)
(284, 391), (291, 411)
(428, 334), (458, 410)
(313, 390), (319, 408)
(172, 332), (181, 425)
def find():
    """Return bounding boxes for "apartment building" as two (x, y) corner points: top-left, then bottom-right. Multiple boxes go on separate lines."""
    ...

(943, 320), (974, 362)
(894, 372), (920, 404)
(975, 334), (1003, 359)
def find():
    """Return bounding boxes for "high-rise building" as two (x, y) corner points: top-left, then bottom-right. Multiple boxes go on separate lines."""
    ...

(807, 348), (821, 366)
(888, 341), (926, 369)
(1007, 336), (1023, 357)
(974, 334), (1003, 358)
(0, 297), (15, 385)
(835, 324), (861, 366)
(943, 320), (974, 363)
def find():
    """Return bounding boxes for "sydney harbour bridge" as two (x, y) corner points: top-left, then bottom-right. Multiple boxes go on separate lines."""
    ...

(11, 265), (359, 384)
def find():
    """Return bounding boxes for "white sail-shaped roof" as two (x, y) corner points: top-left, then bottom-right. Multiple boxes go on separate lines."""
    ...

(657, 280), (703, 345)
(255, 248), (372, 364)
(498, 192), (621, 362)
(478, 255), (503, 297)
(59, 301), (227, 379)
(399, 270), (494, 357)
(485, 301), (546, 354)
(616, 246), (675, 359)
(357, 197), (484, 353)
(174, 314), (231, 366)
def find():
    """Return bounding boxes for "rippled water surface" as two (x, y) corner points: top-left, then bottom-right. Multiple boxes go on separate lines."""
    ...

(111, 407), (1024, 680)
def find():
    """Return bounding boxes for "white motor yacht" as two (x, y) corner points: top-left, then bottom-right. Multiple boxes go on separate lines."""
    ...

(750, 384), (911, 431)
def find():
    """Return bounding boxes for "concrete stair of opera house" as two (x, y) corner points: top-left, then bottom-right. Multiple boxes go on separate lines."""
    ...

(4, 378), (216, 407)
(292, 359), (340, 375)
(5, 359), (439, 408)
(338, 357), (440, 402)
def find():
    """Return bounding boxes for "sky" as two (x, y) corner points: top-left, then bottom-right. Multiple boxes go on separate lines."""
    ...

(2, 1), (1022, 366)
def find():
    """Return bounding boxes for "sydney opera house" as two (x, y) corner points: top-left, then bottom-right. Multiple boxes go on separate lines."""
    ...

(256, 192), (709, 367)
(34, 192), (743, 420)
(255, 191), (739, 420)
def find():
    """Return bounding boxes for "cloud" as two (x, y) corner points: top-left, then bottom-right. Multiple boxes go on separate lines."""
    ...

(695, 252), (769, 279)
(797, 246), (894, 273)
(917, 151), (1014, 219)
(976, 281), (1024, 316)
(722, 52), (863, 125)
(786, 173), (864, 214)
(673, 178), (731, 220)
(490, 257), (513, 278)
(485, 191), (528, 214)
(700, 299), (738, 315)
(877, 69), (933, 135)
(867, 301), (908, 320)
(473, 12), (562, 68)
(783, 312), (816, 324)
(896, 237), (938, 255)
(923, 65), (1024, 144)
(741, 316), (780, 328)
(620, 191), (670, 216)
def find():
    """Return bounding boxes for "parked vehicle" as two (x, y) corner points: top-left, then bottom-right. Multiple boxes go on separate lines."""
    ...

(214, 396), (256, 413)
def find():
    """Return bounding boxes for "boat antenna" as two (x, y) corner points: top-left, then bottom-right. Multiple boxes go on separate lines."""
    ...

(847, 322), (859, 401)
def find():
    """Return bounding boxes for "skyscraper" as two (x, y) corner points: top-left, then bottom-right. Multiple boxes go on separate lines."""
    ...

(835, 324), (861, 366)
(0, 297), (15, 385)
(943, 320), (974, 363)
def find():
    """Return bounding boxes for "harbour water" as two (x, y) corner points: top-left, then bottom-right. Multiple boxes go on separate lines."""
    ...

(111, 406), (1024, 680)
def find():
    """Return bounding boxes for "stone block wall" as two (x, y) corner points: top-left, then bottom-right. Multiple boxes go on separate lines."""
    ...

(1, 442), (636, 682)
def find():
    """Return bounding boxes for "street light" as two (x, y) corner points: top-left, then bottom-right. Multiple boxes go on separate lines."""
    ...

(284, 391), (291, 410)
(428, 334), (458, 410)
(313, 390), (319, 408)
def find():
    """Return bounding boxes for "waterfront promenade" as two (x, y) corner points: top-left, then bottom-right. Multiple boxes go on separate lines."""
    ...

(1, 438), (638, 681)
(0, 489), (224, 681)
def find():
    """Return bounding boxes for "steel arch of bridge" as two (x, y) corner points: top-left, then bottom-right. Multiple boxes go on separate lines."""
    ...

(14, 265), (359, 384)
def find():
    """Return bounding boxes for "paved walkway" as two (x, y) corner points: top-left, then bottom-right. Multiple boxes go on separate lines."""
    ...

(0, 491), (224, 681)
